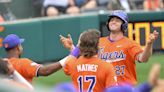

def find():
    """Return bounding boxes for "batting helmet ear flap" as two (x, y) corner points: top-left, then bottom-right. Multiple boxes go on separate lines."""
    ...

(121, 22), (128, 32)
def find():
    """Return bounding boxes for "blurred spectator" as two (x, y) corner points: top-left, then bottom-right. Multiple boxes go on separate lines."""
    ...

(143, 0), (163, 11)
(43, 0), (80, 16)
(160, 0), (164, 9)
(107, 0), (131, 11)
(119, 0), (131, 12)
(106, 0), (144, 11)
(32, 0), (44, 17)
(131, 0), (144, 10)
(97, 0), (109, 7)
(107, 0), (121, 10)
(75, 0), (97, 11)
(0, 0), (16, 21)
(0, 14), (4, 23)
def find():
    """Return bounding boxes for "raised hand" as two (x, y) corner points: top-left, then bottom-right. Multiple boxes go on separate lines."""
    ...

(147, 30), (159, 45)
(60, 34), (74, 51)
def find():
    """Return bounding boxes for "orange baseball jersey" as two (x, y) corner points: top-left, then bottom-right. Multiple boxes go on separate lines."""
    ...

(9, 58), (42, 83)
(64, 56), (116, 92)
(98, 37), (143, 85)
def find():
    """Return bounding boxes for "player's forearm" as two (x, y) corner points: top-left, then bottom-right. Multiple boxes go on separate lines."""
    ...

(37, 57), (68, 76)
(38, 62), (62, 76)
(138, 43), (153, 62)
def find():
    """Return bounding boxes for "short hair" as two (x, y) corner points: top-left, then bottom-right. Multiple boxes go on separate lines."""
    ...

(0, 58), (9, 75)
(5, 46), (17, 52)
(79, 29), (100, 58)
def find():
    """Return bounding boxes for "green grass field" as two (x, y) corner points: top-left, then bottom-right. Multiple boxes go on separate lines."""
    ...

(33, 53), (164, 89)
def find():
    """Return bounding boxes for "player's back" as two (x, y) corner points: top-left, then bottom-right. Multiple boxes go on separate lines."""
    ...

(64, 56), (116, 92)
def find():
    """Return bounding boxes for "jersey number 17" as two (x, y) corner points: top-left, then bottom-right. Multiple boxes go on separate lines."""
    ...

(77, 75), (96, 92)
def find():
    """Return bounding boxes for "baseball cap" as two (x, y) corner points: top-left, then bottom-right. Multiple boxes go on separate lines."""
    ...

(2, 34), (24, 49)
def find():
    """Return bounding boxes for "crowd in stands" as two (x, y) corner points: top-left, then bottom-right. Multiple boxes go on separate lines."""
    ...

(0, 0), (164, 20)
(39, 0), (164, 17)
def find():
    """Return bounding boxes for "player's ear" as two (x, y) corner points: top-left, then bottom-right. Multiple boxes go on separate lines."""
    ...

(15, 45), (20, 51)
(16, 45), (22, 52)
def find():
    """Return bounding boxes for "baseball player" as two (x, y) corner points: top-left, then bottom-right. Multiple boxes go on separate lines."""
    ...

(60, 10), (159, 85)
(63, 29), (116, 92)
(2, 34), (68, 83)
(0, 58), (33, 90)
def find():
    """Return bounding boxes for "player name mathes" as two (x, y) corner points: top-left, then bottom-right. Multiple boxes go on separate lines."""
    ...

(77, 64), (98, 72)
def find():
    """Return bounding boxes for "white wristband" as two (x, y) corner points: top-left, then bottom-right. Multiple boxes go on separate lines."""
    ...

(59, 56), (68, 67)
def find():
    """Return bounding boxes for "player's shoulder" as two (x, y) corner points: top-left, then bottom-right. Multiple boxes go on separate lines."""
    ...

(98, 59), (113, 68)
(65, 55), (78, 66)
(122, 37), (138, 45)
(99, 36), (108, 41)
(66, 56), (77, 63)
(67, 55), (77, 61)
(122, 37), (132, 42)
(9, 58), (30, 62)
(19, 58), (33, 63)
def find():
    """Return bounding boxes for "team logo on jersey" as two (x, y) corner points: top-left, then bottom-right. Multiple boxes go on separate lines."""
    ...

(98, 48), (126, 63)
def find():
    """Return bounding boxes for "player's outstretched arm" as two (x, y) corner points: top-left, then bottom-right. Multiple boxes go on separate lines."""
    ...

(60, 34), (75, 52)
(37, 35), (80, 76)
(135, 64), (160, 92)
(137, 30), (159, 63)
(148, 64), (160, 87)
(37, 57), (68, 76)
(37, 45), (80, 76)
